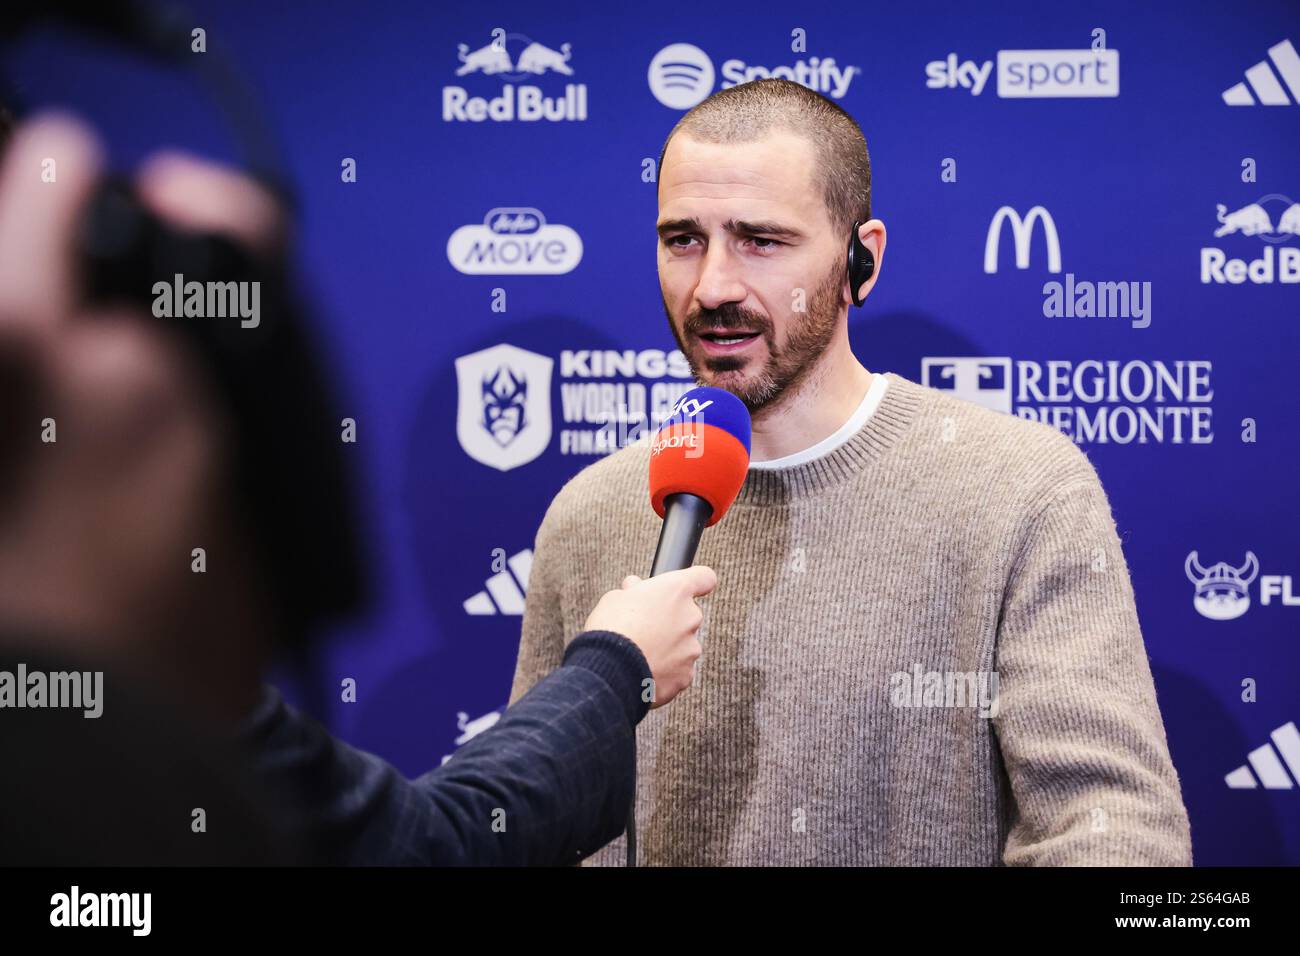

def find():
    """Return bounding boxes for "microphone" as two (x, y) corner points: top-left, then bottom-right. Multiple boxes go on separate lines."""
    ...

(625, 386), (750, 867)
(647, 387), (751, 577)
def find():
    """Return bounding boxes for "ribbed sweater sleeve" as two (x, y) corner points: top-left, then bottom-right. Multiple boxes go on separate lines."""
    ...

(994, 470), (1194, 866)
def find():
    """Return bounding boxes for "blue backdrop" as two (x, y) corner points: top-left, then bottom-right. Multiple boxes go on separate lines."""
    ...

(11, 0), (1298, 865)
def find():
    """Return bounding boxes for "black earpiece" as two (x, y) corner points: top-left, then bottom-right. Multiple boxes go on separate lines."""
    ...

(846, 219), (875, 307)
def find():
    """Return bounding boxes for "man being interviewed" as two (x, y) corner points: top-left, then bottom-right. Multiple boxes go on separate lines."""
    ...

(510, 78), (1192, 866)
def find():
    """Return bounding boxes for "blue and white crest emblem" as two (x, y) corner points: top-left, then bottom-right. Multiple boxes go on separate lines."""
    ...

(455, 343), (553, 471)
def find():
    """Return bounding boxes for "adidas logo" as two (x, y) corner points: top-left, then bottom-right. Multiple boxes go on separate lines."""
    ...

(463, 548), (533, 615)
(1222, 38), (1300, 105)
(1225, 720), (1300, 789)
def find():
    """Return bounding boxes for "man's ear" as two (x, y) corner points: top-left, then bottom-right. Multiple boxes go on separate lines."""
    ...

(846, 219), (886, 306)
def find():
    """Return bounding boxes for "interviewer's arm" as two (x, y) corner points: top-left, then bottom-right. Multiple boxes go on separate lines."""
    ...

(239, 629), (650, 865)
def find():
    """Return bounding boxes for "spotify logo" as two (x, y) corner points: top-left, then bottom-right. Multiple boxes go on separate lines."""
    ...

(648, 43), (715, 109)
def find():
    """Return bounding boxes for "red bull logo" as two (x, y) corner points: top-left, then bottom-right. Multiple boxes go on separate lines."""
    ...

(1202, 195), (1300, 284)
(446, 33), (588, 122)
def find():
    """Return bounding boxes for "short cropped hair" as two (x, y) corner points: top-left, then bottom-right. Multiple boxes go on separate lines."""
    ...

(657, 78), (871, 238)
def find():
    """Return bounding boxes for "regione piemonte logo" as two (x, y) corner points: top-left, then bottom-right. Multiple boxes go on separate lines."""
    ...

(447, 208), (583, 275)
(455, 344), (553, 471)
(923, 356), (1013, 413)
(920, 357), (1216, 445)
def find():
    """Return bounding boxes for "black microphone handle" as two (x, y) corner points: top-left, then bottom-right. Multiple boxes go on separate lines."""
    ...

(649, 493), (714, 577)
(630, 490), (714, 867)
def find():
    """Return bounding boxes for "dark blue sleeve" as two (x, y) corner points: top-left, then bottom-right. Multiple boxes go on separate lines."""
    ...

(238, 630), (650, 865)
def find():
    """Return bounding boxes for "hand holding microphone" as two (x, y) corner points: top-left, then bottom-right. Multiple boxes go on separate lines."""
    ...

(582, 387), (751, 712)
(583, 566), (718, 708)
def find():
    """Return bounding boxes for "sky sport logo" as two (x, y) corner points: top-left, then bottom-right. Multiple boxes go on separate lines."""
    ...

(444, 32), (586, 122)
(446, 207), (583, 275)
(921, 357), (1214, 444)
(926, 46), (1119, 97)
(647, 42), (859, 110)
(671, 396), (714, 417)
(650, 432), (701, 457)
(1201, 194), (1300, 285)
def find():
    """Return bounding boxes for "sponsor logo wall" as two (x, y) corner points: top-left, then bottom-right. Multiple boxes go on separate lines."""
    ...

(48, 2), (1298, 864)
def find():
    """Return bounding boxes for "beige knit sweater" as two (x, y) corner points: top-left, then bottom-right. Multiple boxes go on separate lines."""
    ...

(509, 372), (1193, 866)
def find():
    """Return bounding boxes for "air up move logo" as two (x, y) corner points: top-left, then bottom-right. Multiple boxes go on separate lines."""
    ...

(447, 207), (583, 275)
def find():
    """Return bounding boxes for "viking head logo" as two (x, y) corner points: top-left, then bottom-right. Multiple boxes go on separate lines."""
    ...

(481, 366), (528, 447)
(1185, 551), (1259, 621)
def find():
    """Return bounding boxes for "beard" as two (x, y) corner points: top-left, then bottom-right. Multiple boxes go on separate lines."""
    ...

(662, 255), (843, 414)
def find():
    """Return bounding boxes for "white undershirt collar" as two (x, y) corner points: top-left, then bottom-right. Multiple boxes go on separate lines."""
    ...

(748, 373), (889, 470)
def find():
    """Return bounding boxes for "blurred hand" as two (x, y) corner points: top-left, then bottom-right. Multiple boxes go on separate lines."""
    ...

(583, 565), (717, 708)
(0, 113), (283, 717)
